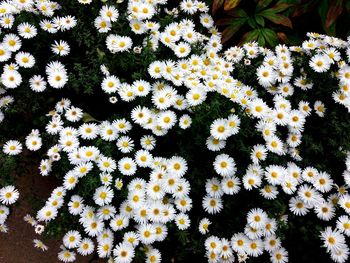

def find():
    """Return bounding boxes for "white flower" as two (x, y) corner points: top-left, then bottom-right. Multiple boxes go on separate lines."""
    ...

(175, 213), (190, 230)
(93, 186), (114, 206)
(179, 114), (192, 129)
(65, 107), (83, 122)
(33, 239), (48, 251)
(213, 154), (236, 177)
(113, 242), (135, 263)
(102, 75), (120, 94)
(15, 52), (35, 68)
(63, 230), (82, 249)
(0, 186), (19, 205)
(106, 35), (132, 53)
(51, 40), (70, 56)
(77, 238), (95, 256)
(118, 157), (137, 176)
(309, 54), (332, 73)
(3, 140), (22, 155)
(58, 250), (76, 262)
(100, 5), (119, 22)
(46, 61), (68, 89)
(18, 22), (37, 39)
(1, 69), (22, 89)
(320, 227), (347, 253)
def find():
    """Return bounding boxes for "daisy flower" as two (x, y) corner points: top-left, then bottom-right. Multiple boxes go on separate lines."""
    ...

(51, 40), (70, 56)
(93, 186), (114, 206)
(33, 239), (48, 251)
(247, 208), (268, 229)
(77, 238), (95, 256)
(0, 186), (19, 205)
(18, 22), (37, 39)
(202, 195), (223, 214)
(113, 242), (135, 263)
(118, 157), (137, 176)
(314, 100), (326, 117)
(309, 54), (331, 73)
(29, 75), (47, 92)
(58, 250), (76, 262)
(175, 213), (190, 230)
(63, 230), (82, 249)
(320, 227), (347, 253)
(3, 140), (22, 155)
(199, 218), (211, 234)
(15, 52), (35, 68)
(213, 154), (236, 177)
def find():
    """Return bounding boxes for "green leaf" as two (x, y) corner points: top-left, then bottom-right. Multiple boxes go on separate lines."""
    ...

(256, 0), (274, 11)
(226, 8), (248, 17)
(96, 48), (105, 60)
(255, 14), (265, 26)
(82, 113), (98, 123)
(325, 0), (343, 34)
(261, 28), (278, 47)
(268, 3), (293, 13)
(247, 17), (258, 28)
(260, 10), (293, 28)
(257, 31), (266, 46)
(239, 29), (260, 44)
(318, 0), (329, 27)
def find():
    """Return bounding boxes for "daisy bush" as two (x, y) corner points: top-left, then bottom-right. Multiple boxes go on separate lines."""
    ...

(1, 0), (350, 263)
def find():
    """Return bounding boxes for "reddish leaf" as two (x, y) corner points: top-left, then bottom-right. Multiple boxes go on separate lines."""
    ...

(226, 8), (247, 17)
(325, 0), (343, 29)
(261, 12), (293, 28)
(269, 3), (293, 13)
(239, 29), (259, 45)
(256, 0), (274, 11)
(215, 18), (235, 26)
(212, 0), (224, 15)
(277, 32), (289, 43)
(224, 0), (241, 11)
(221, 23), (244, 43)
(292, 0), (318, 17)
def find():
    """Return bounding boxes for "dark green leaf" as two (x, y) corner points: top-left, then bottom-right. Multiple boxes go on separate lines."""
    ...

(261, 28), (278, 46)
(256, 0), (274, 11)
(255, 14), (265, 26)
(260, 10), (293, 28)
(247, 17), (258, 28)
(239, 29), (260, 44)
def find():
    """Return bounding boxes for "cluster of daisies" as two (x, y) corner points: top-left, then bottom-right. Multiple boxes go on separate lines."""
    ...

(14, 98), (191, 263)
(204, 208), (288, 263)
(0, 0), (75, 122)
(0, 185), (19, 233)
(94, 0), (350, 260)
(317, 153), (350, 262)
(95, 0), (211, 56)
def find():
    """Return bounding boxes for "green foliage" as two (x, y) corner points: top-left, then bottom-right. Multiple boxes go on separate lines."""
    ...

(212, 0), (350, 46)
